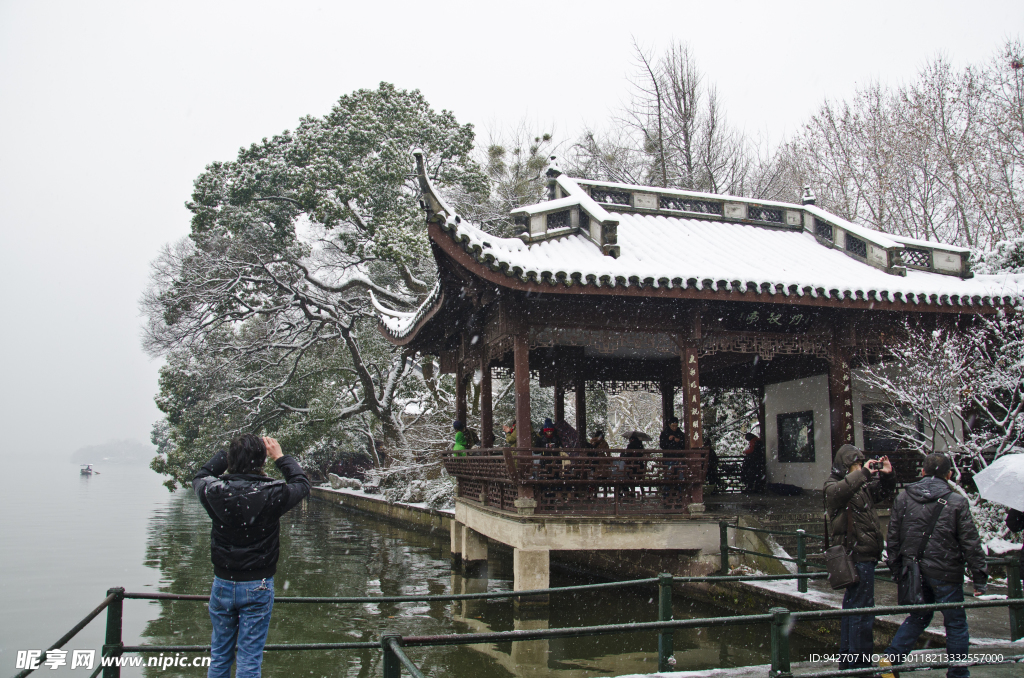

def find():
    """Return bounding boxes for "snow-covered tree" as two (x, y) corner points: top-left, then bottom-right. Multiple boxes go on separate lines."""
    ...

(143, 83), (487, 490)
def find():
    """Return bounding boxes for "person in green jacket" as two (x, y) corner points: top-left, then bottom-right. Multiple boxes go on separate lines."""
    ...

(453, 420), (468, 456)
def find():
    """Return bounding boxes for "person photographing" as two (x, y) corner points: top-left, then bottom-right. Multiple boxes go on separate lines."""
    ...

(824, 444), (895, 670)
(193, 435), (310, 678)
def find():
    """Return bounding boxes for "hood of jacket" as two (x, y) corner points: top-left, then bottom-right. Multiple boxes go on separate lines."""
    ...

(903, 475), (952, 503)
(830, 444), (866, 478)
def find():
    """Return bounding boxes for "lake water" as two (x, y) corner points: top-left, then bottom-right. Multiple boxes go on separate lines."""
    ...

(2, 460), (817, 677)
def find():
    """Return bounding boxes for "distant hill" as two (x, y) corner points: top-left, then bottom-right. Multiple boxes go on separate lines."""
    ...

(71, 439), (154, 466)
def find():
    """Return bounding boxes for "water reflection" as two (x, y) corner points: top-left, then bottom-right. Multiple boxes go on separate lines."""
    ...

(139, 492), (807, 677)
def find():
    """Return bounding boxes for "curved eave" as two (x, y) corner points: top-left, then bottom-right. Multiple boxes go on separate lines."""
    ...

(428, 221), (1016, 314)
(377, 285), (445, 347)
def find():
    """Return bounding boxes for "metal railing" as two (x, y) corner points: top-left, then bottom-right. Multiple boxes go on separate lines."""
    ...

(720, 520), (1024, 639)
(13, 565), (1024, 678)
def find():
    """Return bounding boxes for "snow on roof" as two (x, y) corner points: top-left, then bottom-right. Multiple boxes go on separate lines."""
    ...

(377, 282), (443, 340)
(383, 167), (1024, 340)
(431, 208), (1023, 307)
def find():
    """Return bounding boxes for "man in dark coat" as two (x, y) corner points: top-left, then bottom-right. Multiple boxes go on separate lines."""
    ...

(824, 444), (896, 670)
(881, 453), (988, 678)
(659, 416), (685, 450)
(194, 435), (310, 678)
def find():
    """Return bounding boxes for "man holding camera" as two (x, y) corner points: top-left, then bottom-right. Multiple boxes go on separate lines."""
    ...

(193, 435), (310, 678)
(880, 453), (987, 678)
(824, 444), (896, 670)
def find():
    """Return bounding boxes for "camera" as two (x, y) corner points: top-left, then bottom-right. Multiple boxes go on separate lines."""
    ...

(867, 460), (884, 471)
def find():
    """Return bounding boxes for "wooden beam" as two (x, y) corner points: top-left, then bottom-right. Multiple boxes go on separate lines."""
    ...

(661, 380), (675, 428)
(575, 372), (587, 442)
(514, 331), (531, 451)
(827, 341), (855, 457)
(480, 353), (493, 447)
(554, 378), (565, 424)
(681, 348), (704, 449)
(455, 361), (467, 426)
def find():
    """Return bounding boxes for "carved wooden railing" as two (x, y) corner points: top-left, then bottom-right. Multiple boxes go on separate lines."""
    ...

(442, 448), (709, 516)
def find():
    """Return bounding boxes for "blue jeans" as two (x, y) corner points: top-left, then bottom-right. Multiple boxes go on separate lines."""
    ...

(885, 577), (970, 678)
(840, 561), (876, 668)
(208, 576), (275, 678)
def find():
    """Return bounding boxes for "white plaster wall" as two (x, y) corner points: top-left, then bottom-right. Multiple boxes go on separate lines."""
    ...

(851, 368), (961, 453)
(765, 373), (832, 490)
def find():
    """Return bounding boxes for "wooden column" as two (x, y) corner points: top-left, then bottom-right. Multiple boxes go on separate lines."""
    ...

(660, 381), (675, 428)
(480, 353), (494, 448)
(757, 386), (767, 439)
(827, 345), (855, 457)
(553, 379), (565, 424)
(575, 374), (587, 443)
(456, 361), (467, 425)
(681, 348), (704, 449)
(514, 332), (531, 450)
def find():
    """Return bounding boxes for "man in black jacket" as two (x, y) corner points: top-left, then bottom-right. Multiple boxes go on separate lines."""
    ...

(824, 444), (896, 669)
(881, 453), (987, 678)
(193, 435), (310, 678)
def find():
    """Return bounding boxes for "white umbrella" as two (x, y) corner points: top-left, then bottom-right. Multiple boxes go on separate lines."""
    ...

(973, 453), (1024, 512)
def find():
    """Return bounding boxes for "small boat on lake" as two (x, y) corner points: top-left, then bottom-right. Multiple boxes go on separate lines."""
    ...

(80, 464), (94, 475)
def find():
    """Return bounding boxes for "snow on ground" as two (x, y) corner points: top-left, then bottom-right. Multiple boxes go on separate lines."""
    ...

(315, 484), (455, 515)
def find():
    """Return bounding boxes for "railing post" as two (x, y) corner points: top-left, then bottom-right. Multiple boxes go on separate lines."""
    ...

(1007, 557), (1023, 642)
(769, 607), (792, 678)
(796, 530), (807, 593)
(719, 521), (730, 575)
(381, 632), (402, 678)
(102, 587), (125, 678)
(657, 573), (674, 672)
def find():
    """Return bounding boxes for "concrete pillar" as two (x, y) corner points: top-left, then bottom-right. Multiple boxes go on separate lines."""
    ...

(450, 520), (463, 567)
(513, 548), (549, 592)
(462, 526), (488, 577)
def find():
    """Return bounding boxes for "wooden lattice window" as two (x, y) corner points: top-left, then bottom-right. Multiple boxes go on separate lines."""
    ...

(845, 234), (868, 258)
(590, 187), (631, 205)
(902, 248), (931, 268)
(546, 210), (570, 229)
(814, 218), (834, 242)
(748, 206), (784, 224)
(579, 210), (590, 232)
(660, 196), (723, 215)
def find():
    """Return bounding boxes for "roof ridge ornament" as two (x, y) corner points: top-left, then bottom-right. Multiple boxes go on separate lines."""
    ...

(412, 149), (454, 223)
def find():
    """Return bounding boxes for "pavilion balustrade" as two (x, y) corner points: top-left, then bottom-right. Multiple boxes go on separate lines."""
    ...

(443, 449), (709, 515)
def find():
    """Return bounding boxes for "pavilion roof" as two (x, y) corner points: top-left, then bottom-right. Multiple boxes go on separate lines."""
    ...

(379, 155), (1024, 342)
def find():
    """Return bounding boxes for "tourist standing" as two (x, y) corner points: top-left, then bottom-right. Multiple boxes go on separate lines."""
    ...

(193, 435), (310, 678)
(824, 444), (895, 670)
(881, 453), (987, 678)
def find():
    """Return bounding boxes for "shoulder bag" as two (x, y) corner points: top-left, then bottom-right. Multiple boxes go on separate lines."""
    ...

(825, 505), (860, 590)
(897, 493), (949, 605)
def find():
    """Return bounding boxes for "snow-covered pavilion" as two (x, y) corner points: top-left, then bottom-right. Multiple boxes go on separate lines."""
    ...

(376, 152), (1023, 588)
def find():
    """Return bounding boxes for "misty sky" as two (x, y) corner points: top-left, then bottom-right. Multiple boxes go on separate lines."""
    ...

(1, 0), (1020, 460)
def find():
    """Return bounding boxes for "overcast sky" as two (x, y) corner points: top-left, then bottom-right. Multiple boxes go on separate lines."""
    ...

(1, 0), (1020, 460)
